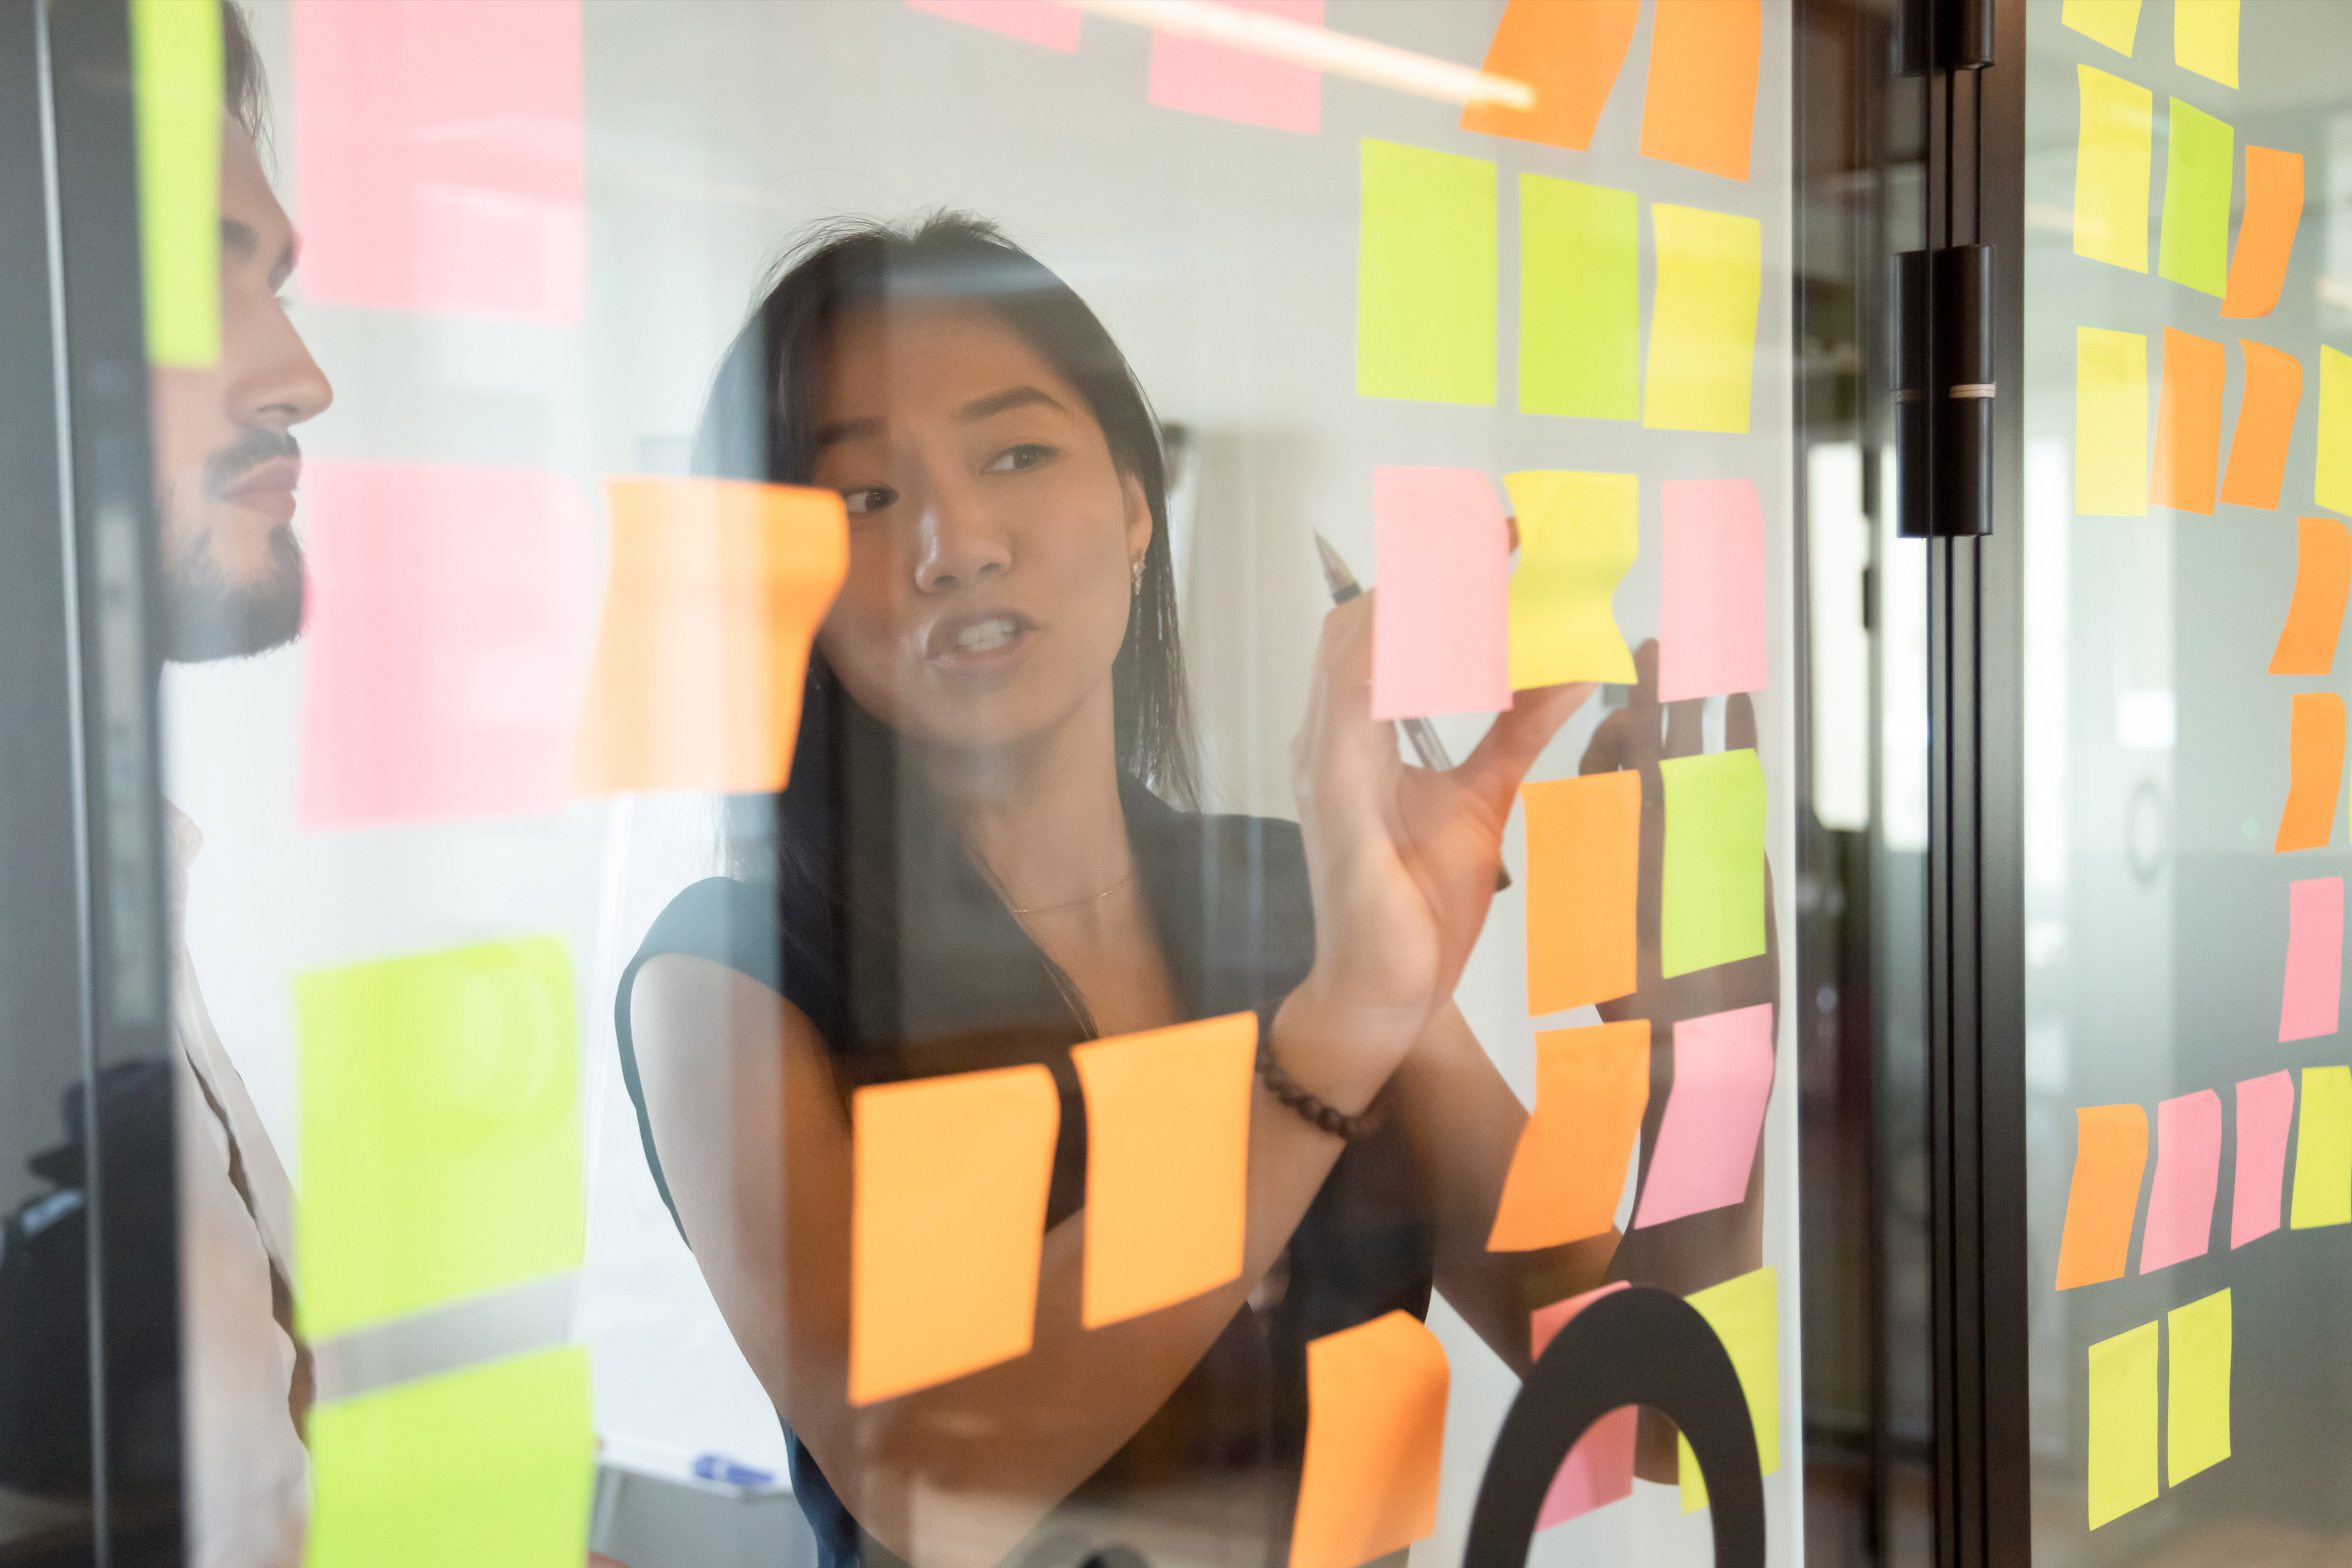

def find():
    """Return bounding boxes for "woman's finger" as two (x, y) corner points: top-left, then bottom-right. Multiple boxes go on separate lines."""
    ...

(1624, 640), (1663, 778)
(1457, 680), (1595, 812)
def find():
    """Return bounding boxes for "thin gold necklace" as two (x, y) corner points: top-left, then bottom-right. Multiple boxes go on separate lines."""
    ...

(1007, 870), (1134, 916)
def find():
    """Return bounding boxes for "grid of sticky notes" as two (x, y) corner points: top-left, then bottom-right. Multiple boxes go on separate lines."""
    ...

(2086, 1288), (2233, 1530)
(2075, 331), (2309, 521)
(1292, 1311), (1449, 1568)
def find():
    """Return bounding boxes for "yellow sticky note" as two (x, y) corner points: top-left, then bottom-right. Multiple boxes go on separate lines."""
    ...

(1678, 1265), (1778, 1512)
(2174, 0), (2239, 88)
(2318, 347), (2352, 518)
(2062, 0), (2143, 54)
(2074, 66), (2153, 273)
(1357, 139), (1497, 405)
(1643, 205), (1763, 435)
(131, 0), (223, 368)
(2289, 1065), (2352, 1230)
(2077, 327), (2149, 517)
(308, 1346), (594, 1568)
(1519, 175), (1639, 420)
(2087, 1322), (2159, 1529)
(1504, 470), (1637, 688)
(2167, 1287), (2232, 1485)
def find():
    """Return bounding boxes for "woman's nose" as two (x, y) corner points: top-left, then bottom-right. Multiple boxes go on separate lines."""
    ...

(912, 483), (1012, 594)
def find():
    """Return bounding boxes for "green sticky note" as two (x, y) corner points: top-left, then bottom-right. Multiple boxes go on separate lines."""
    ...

(1357, 139), (1496, 405)
(309, 1346), (594, 1568)
(2319, 347), (2352, 518)
(130, 0), (222, 369)
(296, 938), (582, 1339)
(2076, 327), (2150, 517)
(1677, 1265), (1778, 1512)
(2087, 1321), (2159, 1529)
(2289, 1065), (2352, 1230)
(2158, 99), (2234, 296)
(1518, 175), (1637, 420)
(2167, 1287), (2232, 1486)
(2174, 0), (2239, 88)
(2062, 0), (2143, 54)
(1643, 204), (1762, 435)
(1660, 748), (1766, 978)
(2074, 66), (2153, 274)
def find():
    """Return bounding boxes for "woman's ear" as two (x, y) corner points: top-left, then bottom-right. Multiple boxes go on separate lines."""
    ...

(1121, 470), (1153, 561)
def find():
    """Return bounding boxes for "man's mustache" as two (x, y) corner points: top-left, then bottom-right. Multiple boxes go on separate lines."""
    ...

(202, 427), (301, 499)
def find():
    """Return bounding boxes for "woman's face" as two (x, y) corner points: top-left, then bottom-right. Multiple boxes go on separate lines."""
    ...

(810, 302), (1152, 760)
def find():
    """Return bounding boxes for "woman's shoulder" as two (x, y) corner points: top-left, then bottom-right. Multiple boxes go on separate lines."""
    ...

(631, 875), (791, 995)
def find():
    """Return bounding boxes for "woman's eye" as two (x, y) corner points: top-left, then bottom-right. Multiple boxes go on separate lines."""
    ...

(840, 485), (897, 516)
(983, 443), (1052, 474)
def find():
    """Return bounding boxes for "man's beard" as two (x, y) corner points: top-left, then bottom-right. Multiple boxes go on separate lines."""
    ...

(160, 505), (306, 662)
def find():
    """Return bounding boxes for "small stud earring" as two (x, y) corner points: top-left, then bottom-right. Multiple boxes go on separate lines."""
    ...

(1131, 556), (1145, 594)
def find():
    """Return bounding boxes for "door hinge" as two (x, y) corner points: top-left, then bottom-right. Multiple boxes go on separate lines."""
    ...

(1893, 243), (1995, 538)
(1896, 0), (1994, 75)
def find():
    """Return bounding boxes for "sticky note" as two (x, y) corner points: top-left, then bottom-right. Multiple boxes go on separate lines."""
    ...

(1458, 0), (1638, 152)
(2273, 692), (2343, 853)
(298, 461), (595, 828)
(1645, 205), (1764, 434)
(2063, 0), (2143, 53)
(1518, 177), (1638, 420)
(1504, 469), (1637, 689)
(2271, 518), (2352, 674)
(2221, 341), (2305, 511)
(1291, 1311), (1448, 1568)
(1529, 1283), (1635, 1528)
(2077, 328), (2150, 516)
(1639, 0), (1762, 182)
(1521, 770), (1640, 1014)
(905, 0), (1082, 50)
(1659, 749), (1767, 978)
(2138, 1090), (2221, 1273)
(1678, 1265), (1778, 1512)
(2288, 1064), (2352, 1230)
(1147, 0), (1319, 135)
(574, 478), (849, 797)
(1357, 140), (1496, 405)
(307, 1346), (592, 1568)
(2174, 0), (2239, 87)
(1488, 1020), (1649, 1251)
(130, 0), (221, 368)
(1635, 1004), (1774, 1229)
(295, 938), (582, 1340)
(1660, 479), (1768, 702)
(2149, 329), (2225, 515)
(2086, 1322), (2158, 1529)
(292, 0), (584, 323)
(2074, 67), (2153, 273)
(2222, 148), (2303, 318)
(2231, 1069), (2295, 1247)
(851, 1065), (1058, 1405)
(1072, 1013), (1257, 1328)
(2168, 1288), (2233, 1487)
(2158, 100), (2234, 297)
(2318, 347), (2352, 516)
(2279, 877), (2343, 1042)
(1371, 466), (1510, 721)
(2054, 1104), (2147, 1289)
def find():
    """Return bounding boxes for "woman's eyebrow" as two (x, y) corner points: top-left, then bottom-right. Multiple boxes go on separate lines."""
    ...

(816, 415), (883, 447)
(957, 385), (1063, 424)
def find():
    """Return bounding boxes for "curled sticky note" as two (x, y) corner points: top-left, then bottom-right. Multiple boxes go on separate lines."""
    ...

(1357, 140), (1497, 405)
(904, 0), (1082, 50)
(1521, 769), (1640, 1014)
(2274, 692), (2345, 853)
(1529, 1283), (1636, 1528)
(1677, 1265), (1778, 1512)
(2077, 327), (2150, 517)
(2075, 66), (2153, 273)
(1072, 1013), (1256, 1329)
(574, 477), (849, 797)
(2167, 1288), (2232, 1485)
(1518, 176), (1638, 420)
(1660, 749), (1767, 978)
(2280, 877), (2343, 1042)
(2138, 1090), (2221, 1273)
(2150, 329), (2225, 515)
(2054, 1104), (2147, 1289)
(1635, 1004), (1774, 1230)
(1458, 0), (1638, 151)
(1645, 205), (1763, 434)
(2174, 0), (2239, 87)
(1371, 466), (1511, 721)
(1291, 1311), (1448, 1568)
(1147, 0), (1320, 135)
(2318, 347), (2352, 517)
(2231, 1069), (2295, 1248)
(2221, 341), (2305, 511)
(131, 0), (222, 368)
(1638, 0), (1762, 182)
(2269, 519), (2348, 674)
(851, 1065), (1059, 1405)
(1504, 469), (1637, 688)
(2222, 148), (2304, 318)
(2289, 1064), (2352, 1231)
(1488, 1020), (1649, 1251)
(1660, 478), (1768, 702)
(2062, 0), (2143, 53)
(2157, 101), (2234, 298)
(2087, 1322), (2159, 1529)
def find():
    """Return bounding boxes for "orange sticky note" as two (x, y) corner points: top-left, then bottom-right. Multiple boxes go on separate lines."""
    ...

(2269, 518), (2351, 676)
(2276, 692), (2346, 853)
(1522, 771), (1640, 1015)
(850, 1066), (1058, 1406)
(2149, 329), (2225, 516)
(2223, 148), (2304, 320)
(1072, 1013), (1257, 1329)
(575, 477), (848, 796)
(1458, 0), (1638, 152)
(2220, 341), (2305, 511)
(1638, 0), (1761, 181)
(1488, 1020), (1650, 1252)
(2055, 1104), (2148, 1289)
(1291, 1311), (1448, 1568)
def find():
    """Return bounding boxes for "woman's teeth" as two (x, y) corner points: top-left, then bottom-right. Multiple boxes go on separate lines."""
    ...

(956, 617), (1018, 653)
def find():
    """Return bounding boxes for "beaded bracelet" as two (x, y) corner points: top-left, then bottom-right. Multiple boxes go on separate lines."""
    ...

(1255, 1033), (1385, 1142)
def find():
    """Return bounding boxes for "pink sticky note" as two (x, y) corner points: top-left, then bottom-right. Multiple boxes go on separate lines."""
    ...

(905, 0), (1083, 50)
(1658, 478), (1768, 703)
(298, 461), (596, 827)
(2138, 1090), (2222, 1273)
(292, 0), (584, 323)
(2232, 1070), (2296, 1248)
(1147, 0), (1321, 134)
(1371, 467), (1511, 721)
(1633, 1002), (1775, 1229)
(2280, 877), (2343, 1041)
(1530, 1282), (1635, 1528)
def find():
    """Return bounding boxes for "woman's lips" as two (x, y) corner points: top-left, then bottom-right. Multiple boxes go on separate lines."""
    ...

(925, 608), (1040, 672)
